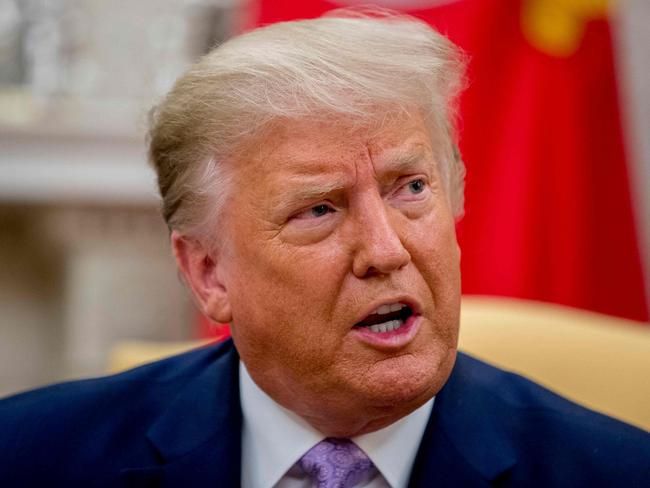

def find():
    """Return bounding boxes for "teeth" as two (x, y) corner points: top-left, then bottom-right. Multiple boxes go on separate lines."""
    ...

(376, 304), (391, 315)
(373, 303), (405, 315)
(368, 319), (404, 333)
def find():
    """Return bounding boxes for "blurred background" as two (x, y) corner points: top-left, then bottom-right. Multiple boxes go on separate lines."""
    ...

(1, 0), (648, 398)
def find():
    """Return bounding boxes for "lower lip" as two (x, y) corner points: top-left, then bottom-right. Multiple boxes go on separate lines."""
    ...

(351, 313), (421, 350)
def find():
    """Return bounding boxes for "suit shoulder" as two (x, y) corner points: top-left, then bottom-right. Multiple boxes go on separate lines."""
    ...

(0, 340), (228, 414)
(450, 353), (650, 485)
(0, 340), (233, 486)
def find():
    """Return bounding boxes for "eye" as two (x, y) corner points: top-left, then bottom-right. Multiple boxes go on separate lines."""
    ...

(294, 203), (336, 220)
(389, 176), (431, 208)
(407, 178), (425, 194)
(310, 204), (333, 217)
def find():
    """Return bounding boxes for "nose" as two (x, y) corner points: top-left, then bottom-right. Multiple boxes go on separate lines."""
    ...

(351, 195), (411, 278)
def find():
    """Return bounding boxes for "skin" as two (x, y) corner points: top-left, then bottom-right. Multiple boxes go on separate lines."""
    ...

(173, 112), (461, 438)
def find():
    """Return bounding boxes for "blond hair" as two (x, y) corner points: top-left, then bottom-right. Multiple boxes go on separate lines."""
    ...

(147, 9), (467, 242)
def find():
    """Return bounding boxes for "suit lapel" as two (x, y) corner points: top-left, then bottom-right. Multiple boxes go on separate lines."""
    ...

(119, 348), (516, 487)
(120, 341), (242, 487)
(408, 353), (517, 487)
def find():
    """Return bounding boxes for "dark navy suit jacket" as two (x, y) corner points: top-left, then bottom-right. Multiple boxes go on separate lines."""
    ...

(1, 339), (649, 487)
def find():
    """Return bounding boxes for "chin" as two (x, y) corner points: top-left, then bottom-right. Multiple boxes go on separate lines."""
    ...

(361, 345), (457, 407)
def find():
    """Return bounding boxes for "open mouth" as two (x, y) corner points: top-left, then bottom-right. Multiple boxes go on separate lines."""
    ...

(354, 303), (414, 333)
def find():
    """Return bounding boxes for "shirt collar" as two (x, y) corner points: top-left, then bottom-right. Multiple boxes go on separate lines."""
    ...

(240, 361), (434, 488)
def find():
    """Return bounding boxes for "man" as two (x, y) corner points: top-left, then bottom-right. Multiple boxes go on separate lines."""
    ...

(1, 10), (649, 488)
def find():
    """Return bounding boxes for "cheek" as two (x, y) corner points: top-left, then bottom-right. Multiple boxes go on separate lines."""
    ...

(227, 238), (351, 347)
(404, 211), (461, 335)
(251, 243), (348, 304)
(406, 209), (459, 271)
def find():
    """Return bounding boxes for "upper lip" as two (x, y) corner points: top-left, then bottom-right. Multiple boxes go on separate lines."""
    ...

(353, 295), (422, 326)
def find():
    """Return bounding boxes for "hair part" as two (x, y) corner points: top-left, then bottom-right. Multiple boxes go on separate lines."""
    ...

(147, 8), (468, 246)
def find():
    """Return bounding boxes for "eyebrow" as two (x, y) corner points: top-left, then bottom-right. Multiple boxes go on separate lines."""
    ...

(376, 144), (431, 176)
(270, 144), (432, 212)
(284, 177), (348, 201)
(270, 175), (349, 214)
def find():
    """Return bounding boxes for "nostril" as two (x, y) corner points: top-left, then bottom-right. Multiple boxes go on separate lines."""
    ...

(351, 225), (411, 277)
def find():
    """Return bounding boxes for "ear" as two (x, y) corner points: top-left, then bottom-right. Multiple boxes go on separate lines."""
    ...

(171, 230), (232, 323)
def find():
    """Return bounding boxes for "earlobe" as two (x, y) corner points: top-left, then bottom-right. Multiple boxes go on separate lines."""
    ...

(171, 231), (233, 324)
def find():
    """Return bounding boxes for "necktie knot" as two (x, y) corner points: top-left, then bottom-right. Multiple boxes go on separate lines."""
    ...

(299, 438), (375, 488)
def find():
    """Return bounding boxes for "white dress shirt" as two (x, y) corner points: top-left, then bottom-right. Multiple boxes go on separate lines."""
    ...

(240, 361), (434, 488)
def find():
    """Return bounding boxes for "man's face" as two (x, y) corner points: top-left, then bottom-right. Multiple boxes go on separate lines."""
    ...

(217, 113), (461, 436)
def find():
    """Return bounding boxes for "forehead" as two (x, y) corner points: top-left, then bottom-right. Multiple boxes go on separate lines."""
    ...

(238, 112), (434, 182)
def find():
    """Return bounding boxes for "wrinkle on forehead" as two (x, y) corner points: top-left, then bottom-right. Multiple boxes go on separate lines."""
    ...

(258, 108), (423, 151)
(234, 111), (434, 196)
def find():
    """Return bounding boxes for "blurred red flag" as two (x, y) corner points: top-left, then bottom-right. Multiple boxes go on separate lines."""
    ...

(199, 0), (648, 336)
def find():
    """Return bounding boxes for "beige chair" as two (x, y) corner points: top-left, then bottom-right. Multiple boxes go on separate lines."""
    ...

(108, 296), (650, 431)
(459, 296), (650, 431)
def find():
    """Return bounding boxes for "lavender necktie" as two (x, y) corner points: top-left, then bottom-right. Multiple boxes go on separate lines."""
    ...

(298, 438), (375, 488)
